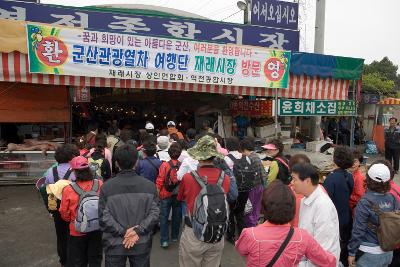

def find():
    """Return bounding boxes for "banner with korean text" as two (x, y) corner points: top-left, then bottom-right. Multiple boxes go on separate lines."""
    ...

(27, 24), (291, 88)
(279, 99), (356, 116)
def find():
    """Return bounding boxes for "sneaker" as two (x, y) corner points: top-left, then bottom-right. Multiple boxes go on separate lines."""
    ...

(171, 238), (178, 242)
(161, 241), (169, 248)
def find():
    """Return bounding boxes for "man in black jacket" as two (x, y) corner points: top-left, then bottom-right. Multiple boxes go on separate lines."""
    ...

(99, 144), (159, 267)
(385, 117), (400, 173)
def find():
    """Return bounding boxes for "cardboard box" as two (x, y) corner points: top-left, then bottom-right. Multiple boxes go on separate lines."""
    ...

(255, 123), (281, 138)
(306, 141), (329, 152)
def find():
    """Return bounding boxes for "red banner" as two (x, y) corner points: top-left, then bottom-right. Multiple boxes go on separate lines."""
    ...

(73, 87), (90, 102)
(230, 99), (273, 117)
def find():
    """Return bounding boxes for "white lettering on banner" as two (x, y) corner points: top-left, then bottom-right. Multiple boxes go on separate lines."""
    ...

(327, 102), (337, 114)
(268, 4), (275, 21)
(0, 6), (26, 21)
(305, 102), (316, 114)
(282, 101), (292, 114)
(259, 33), (289, 49)
(267, 60), (281, 79)
(42, 40), (63, 63)
(212, 28), (243, 45)
(294, 101), (304, 114)
(316, 102), (327, 114)
(162, 21), (201, 39)
(108, 16), (151, 33)
(50, 12), (88, 28)
(289, 7), (297, 23)
(282, 6), (289, 24)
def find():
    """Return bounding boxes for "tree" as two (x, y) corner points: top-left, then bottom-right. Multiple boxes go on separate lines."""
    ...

(362, 57), (400, 96)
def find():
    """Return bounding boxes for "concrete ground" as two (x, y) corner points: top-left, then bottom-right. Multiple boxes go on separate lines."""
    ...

(0, 185), (245, 267)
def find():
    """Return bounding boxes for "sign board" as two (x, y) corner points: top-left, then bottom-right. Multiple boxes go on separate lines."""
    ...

(27, 24), (291, 88)
(251, 0), (299, 30)
(73, 87), (90, 102)
(279, 99), (356, 116)
(1, 0), (299, 51)
(362, 93), (380, 104)
(230, 99), (273, 117)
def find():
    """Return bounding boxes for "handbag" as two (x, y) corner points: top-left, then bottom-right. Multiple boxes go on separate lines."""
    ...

(266, 227), (294, 267)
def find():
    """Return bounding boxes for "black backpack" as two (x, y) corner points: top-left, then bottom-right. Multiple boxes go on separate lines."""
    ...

(191, 170), (229, 243)
(274, 157), (291, 185)
(164, 160), (181, 192)
(227, 154), (258, 192)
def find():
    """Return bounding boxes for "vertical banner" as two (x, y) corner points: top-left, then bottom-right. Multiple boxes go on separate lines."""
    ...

(73, 87), (90, 102)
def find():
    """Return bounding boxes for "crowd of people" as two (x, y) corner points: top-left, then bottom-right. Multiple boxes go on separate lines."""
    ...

(37, 119), (400, 267)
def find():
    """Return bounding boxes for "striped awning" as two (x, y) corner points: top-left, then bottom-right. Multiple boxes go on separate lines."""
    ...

(0, 52), (349, 99)
(378, 98), (400, 105)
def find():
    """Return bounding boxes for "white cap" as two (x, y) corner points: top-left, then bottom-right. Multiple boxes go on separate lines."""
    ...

(157, 136), (170, 150)
(167, 121), (176, 127)
(367, 163), (391, 183)
(145, 122), (154, 130)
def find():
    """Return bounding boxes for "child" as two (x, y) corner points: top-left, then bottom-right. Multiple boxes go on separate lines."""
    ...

(349, 150), (366, 214)
(156, 143), (183, 248)
(59, 156), (103, 267)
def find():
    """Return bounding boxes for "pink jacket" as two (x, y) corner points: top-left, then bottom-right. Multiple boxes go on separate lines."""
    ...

(235, 222), (336, 267)
(390, 180), (400, 203)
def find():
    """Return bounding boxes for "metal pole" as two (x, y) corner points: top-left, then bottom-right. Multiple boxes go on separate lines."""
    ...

(350, 81), (356, 148)
(275, 88), (279, 138)
(244, 0), (250, 24)
(312, 0), (326, 141)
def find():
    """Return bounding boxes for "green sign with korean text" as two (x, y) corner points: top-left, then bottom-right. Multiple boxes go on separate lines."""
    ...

(279, 99), (356, 116)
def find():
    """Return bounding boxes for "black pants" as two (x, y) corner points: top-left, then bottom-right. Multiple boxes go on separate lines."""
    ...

(68, 231), (103, 267)
(339, 222), (352, 267)
(385, 147), (400, 171)
(227, 191), (249, 239)
(105, 253), (150, 267)
(53, 211), (69, 266)
(389, 248), (400, 267)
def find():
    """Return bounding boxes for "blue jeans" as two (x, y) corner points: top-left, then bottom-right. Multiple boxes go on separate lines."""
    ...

(160, 195), (182, 244)
(357, 251), (393, 267)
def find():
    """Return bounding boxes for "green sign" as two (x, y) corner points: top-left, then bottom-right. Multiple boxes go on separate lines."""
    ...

(279, 99), (356, 116)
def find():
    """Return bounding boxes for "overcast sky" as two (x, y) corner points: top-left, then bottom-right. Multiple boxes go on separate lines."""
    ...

(42, 0), (400, 71)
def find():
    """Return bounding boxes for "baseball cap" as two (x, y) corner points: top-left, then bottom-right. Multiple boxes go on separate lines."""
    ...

(167, 121), (176, 127)
(157, 136), (170, 150)
(70, 156), (89, 170)
(367, 163), (391, 182)
(262, 143), (278, 150)
(145, 122), (154, 130)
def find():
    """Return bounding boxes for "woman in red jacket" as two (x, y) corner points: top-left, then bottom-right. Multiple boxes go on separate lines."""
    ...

(156, 142), (183, 248)
(235, 180), (336, 267)
(59, 156), (103, 267)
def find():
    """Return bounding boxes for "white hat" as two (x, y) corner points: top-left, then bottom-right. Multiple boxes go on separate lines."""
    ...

(367, 163), (391, 183)
(167, 121), (176, 127)
(157, 136), (170, 150)
(145, 122), (154, 130)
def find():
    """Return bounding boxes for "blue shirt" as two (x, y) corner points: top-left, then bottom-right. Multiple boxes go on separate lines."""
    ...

(45, 163), (76, 184)
(136, 156), (162, 183)
(323, 168), (354, 228)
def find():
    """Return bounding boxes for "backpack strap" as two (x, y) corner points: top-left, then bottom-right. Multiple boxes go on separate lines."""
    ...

(91, 179), (99, 192)
(167, 160), (176, 169)
(145, 158), (159, 173)
(275, 157), (289, 170)
(71, 182), (85, 196)
(63, 169), (72, 180)
(217, 170), (225, 187)
(266, 227), (294, 267)
(227, 154), (237, 163)
(52, 166), (59, 183)
(392, 187), (400, 198)
(191, 171), (207, 189)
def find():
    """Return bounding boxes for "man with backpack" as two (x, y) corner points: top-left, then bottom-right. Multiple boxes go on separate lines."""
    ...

(224, 137), (254, 242)
(156, 143), (183, 248)
(136, 140), (162, 183)
(87, 134), (111, 181)
(59, 156), (103, 267)
(99, 144), (160, 267)
(42, 144), (79, 267)
(177, 135), (230, 267)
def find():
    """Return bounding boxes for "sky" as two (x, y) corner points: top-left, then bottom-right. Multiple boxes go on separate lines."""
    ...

(41, 0), (400, 71)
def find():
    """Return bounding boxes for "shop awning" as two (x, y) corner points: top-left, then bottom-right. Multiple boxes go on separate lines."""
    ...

(290, 52), (364, 80)
(0, 52), (349, 100)
(378, 98), (400, 105)
(0, 82), (70, 123)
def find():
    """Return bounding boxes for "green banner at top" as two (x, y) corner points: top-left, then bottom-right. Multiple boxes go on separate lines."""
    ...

(27, 23), (291, 89)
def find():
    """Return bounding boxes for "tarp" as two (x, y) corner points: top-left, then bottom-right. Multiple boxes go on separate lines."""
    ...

(378, 98), (400, 105)
(0, 82), (70, 122)
(290, 52), (364, 80)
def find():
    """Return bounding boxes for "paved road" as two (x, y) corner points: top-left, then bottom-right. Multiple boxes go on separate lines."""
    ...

(0, 185), (245, 267)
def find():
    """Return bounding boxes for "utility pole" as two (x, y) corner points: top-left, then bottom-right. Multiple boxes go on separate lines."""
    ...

(312, 0), (326, 141)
